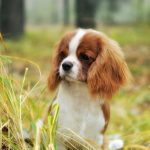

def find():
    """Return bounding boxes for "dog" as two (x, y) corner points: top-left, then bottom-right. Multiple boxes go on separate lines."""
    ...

(48, 29), (130, 150)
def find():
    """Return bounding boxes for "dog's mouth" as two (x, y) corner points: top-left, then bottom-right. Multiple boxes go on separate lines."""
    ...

(61, 74), (87, 84)
(61, 74), (76, 81)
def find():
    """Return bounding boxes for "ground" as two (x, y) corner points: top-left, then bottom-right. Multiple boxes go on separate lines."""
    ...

(0, 25), (149, 149)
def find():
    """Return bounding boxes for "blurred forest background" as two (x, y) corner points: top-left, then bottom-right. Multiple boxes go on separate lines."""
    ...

(0, 0), (150, 37)
(0, 0), (150, 149)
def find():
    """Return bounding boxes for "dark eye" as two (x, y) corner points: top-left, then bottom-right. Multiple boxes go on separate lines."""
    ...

(79, 54), (90, 61)
(60, 51), (66, 59)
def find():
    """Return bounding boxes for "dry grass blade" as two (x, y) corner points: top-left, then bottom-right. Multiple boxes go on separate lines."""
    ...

(57, 129), (101, 150)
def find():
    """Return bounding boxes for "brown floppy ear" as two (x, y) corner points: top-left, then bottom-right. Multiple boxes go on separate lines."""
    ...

(87, 34), (131, 99)
(48, 43), (61, 91)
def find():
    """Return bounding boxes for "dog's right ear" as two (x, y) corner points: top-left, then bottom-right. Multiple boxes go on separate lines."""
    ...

(48, 31), (75, 91)
(48, 42), (61, 91)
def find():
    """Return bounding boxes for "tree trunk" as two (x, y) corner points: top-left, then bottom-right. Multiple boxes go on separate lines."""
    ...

(106, 0), (119, 25)
(0, 0), (1, 31)
(75, 0), (99, 28)
(64, 0), (69, 25)
(1, 0), (24, 39)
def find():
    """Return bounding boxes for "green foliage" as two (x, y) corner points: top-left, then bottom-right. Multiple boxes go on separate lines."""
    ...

(48, 104), (59, 150)
(0, 56), (59, 149)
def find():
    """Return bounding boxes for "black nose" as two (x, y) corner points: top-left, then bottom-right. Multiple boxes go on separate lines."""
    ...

(62, 62), (73, 71)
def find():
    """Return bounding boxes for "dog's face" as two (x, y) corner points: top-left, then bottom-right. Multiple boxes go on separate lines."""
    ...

(59, 29), (98, 82)
(48, 29), (130, 99)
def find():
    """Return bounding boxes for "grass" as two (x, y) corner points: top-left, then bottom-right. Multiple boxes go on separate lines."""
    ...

(0, 54), (59, 150)
(0, 25), (150, 149)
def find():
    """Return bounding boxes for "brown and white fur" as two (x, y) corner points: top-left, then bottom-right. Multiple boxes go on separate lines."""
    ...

(48, 29), (130, 149)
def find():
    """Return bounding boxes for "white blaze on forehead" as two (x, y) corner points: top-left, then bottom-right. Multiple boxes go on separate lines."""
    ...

(69, 29), (86, 54)
(60, 29), (87, 80)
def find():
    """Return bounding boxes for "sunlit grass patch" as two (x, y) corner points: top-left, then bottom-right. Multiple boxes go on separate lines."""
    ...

(100, 24), (150, 46)
(0, 56), (32, 149)
(0, 55), (59, 149)
(108, 87), (150, 148)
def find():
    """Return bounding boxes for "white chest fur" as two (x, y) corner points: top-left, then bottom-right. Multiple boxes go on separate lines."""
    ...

(56, 81), (105, 145)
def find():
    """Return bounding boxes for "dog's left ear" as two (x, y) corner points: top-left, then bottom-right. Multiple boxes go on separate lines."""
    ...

(87, 33), (131, 99)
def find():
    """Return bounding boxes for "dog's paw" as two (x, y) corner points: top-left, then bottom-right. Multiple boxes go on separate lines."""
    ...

(108, 139), (124, 150)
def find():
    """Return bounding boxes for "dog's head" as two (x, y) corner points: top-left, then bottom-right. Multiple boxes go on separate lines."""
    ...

(48, 29), (130, 99)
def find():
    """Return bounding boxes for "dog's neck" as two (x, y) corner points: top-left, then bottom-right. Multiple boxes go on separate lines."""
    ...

(57, 80), (94, 101)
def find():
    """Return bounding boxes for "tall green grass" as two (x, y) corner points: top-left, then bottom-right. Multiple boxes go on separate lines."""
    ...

(0, 54), (60, 150)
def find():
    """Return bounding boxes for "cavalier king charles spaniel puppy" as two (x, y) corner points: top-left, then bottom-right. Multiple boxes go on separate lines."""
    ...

(48, 29), (130, 150)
